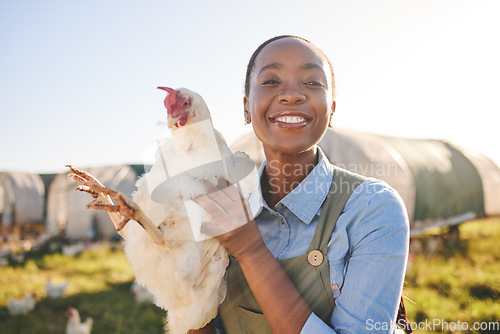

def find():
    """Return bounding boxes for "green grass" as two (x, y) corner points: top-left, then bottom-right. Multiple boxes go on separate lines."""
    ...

(0, 243), (165, 333)
(404, 217), (500, 333)
(1, 218), (499, 333)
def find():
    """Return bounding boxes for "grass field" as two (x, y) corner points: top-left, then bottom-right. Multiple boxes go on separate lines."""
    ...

(0, 218), (499, 333)
(404, 217), (500, 333)
(0, 243), (165, 333)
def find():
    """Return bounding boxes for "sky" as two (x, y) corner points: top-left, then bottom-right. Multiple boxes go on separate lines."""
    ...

(1, 0), (499, 174)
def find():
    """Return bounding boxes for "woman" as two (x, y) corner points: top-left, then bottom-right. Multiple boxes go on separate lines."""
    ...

(193, 35), (410, 334)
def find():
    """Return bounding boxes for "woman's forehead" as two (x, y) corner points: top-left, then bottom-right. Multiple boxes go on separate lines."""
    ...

(254, 38), (328, 72)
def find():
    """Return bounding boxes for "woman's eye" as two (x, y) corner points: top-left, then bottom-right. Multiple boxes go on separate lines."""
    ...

(262, 79), (280, 85)
(305, 81), (323, 87)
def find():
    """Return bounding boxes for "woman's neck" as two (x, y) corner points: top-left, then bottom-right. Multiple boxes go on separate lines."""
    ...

(261, 147), (319, 210)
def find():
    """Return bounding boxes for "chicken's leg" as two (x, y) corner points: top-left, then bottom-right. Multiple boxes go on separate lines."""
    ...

(67, 165), (125, 238)
(67, 165), (165, 246)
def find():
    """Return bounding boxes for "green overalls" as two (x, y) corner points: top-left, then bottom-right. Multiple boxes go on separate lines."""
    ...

(219, 167), (366, 333)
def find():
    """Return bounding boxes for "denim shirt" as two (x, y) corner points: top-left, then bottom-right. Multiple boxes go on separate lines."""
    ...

(248, 148), (410, 334)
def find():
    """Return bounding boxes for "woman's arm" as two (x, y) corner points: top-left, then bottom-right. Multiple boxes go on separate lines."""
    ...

(194, 182), (313, 334)
(326, 181), (410, 333)
(231, 221), (313, 333)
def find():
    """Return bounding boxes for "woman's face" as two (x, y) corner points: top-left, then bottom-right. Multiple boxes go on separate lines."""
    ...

(245, 38), (335, 157)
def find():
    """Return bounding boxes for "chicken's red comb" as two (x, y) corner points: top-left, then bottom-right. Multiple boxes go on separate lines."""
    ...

(157, 86), (176, 95)
(157, 87), (178, 111)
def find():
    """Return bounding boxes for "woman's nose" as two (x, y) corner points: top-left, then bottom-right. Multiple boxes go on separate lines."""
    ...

(278, 83), (306, 104)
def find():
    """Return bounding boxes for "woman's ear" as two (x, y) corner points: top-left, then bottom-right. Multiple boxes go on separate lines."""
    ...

(329, 101), (336, 128)
(243, 96), (251, 125)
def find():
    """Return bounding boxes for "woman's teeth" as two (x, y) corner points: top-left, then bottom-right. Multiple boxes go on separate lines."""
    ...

(274, 116), (305, 123)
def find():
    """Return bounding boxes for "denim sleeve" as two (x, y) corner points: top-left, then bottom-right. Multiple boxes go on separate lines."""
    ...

(301, 312), (407, 334)
(301, 180), (410, 334)
(331, 180), (410, 334)
(301, 312), (339, 333)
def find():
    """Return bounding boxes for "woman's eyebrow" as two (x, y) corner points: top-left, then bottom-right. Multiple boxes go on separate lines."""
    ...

(257, 63), (282, 76)
(257, 62), (325, 76)
(300, 63), (325, 72)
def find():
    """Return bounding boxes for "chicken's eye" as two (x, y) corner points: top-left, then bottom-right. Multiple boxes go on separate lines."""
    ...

(183, 101), (189, 106)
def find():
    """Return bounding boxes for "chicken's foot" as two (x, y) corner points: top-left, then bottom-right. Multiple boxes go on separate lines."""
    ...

(67, 165), (125, 237)
(66, 165), (165, 246)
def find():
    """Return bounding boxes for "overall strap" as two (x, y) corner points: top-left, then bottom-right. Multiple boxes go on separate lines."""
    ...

(308, 167), (366, 253)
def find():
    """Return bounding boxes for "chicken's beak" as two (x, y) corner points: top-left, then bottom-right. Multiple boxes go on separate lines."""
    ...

(167, 116), (181, 128)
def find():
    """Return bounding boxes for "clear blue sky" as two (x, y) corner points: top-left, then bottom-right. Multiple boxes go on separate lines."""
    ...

(1, 0), (499, 174)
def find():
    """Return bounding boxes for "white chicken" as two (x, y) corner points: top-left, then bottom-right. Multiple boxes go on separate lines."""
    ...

(8, 292), (36, 315)
(131, 281), (155, 304)
(65, 307), (93, 334)
(46, 277), (69, 298)
(67, 87), (255, 334)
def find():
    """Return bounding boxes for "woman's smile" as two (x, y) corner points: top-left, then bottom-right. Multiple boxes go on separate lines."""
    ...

(268, 112), (312, 129)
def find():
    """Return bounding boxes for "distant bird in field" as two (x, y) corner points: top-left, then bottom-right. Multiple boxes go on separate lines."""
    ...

(62, 243), (85, 257)
(46, 277), (69, 298)
(65, 307), (93, 334)
(8, 292), (36, 315)
(67, 87), (254, 334)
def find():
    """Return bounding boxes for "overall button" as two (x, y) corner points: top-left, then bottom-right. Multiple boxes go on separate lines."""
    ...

(331, 283), (339, 291)
(307, 250), (323, 266)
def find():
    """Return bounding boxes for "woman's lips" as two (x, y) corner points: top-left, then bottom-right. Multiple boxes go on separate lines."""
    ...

(274, 116), (305, 123)
(269, 113), (311, 129)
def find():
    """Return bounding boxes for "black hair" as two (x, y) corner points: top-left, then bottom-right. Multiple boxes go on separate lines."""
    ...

(244, 35), (335, 98)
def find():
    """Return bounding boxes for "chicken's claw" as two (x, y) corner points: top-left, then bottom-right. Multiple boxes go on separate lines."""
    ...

(86, 202), (120, 212)
(66, 165), (105, 187)
(75, 185), (100, 199)
(66, 165), (166, 246)
(85, 201), (130, 231)
(79, 181), (137, 220)
(67, 165), (126, 237)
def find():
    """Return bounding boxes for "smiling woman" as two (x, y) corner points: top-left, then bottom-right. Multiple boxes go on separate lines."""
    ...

(244, 36), (335, 166)
(191, 35), (410, 334)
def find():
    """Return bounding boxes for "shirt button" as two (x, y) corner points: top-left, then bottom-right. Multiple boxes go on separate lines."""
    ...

(331, 283), (339, 291)
(307, 250), (323, 266)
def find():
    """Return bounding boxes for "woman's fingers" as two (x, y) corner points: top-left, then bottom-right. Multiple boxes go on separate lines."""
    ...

(217, 177), (231, 190)
(193, 192), (230, 219)
(200, 221), (225, 238)
(211, 180), (253, 220)
(193, 178), (254, 238)
(193, 178), (264, 258)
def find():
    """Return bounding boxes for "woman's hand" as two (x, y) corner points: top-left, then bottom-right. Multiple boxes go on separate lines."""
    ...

(192, 179), (265, 260)
(193, 178), (312, 333)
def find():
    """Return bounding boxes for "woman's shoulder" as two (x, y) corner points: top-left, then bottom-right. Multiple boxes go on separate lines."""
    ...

(339, 175), (410, 234)
(345, 175), (405, 209)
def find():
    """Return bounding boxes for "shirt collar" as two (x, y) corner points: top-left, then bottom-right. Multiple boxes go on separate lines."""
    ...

(248, 147), (334, 225)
